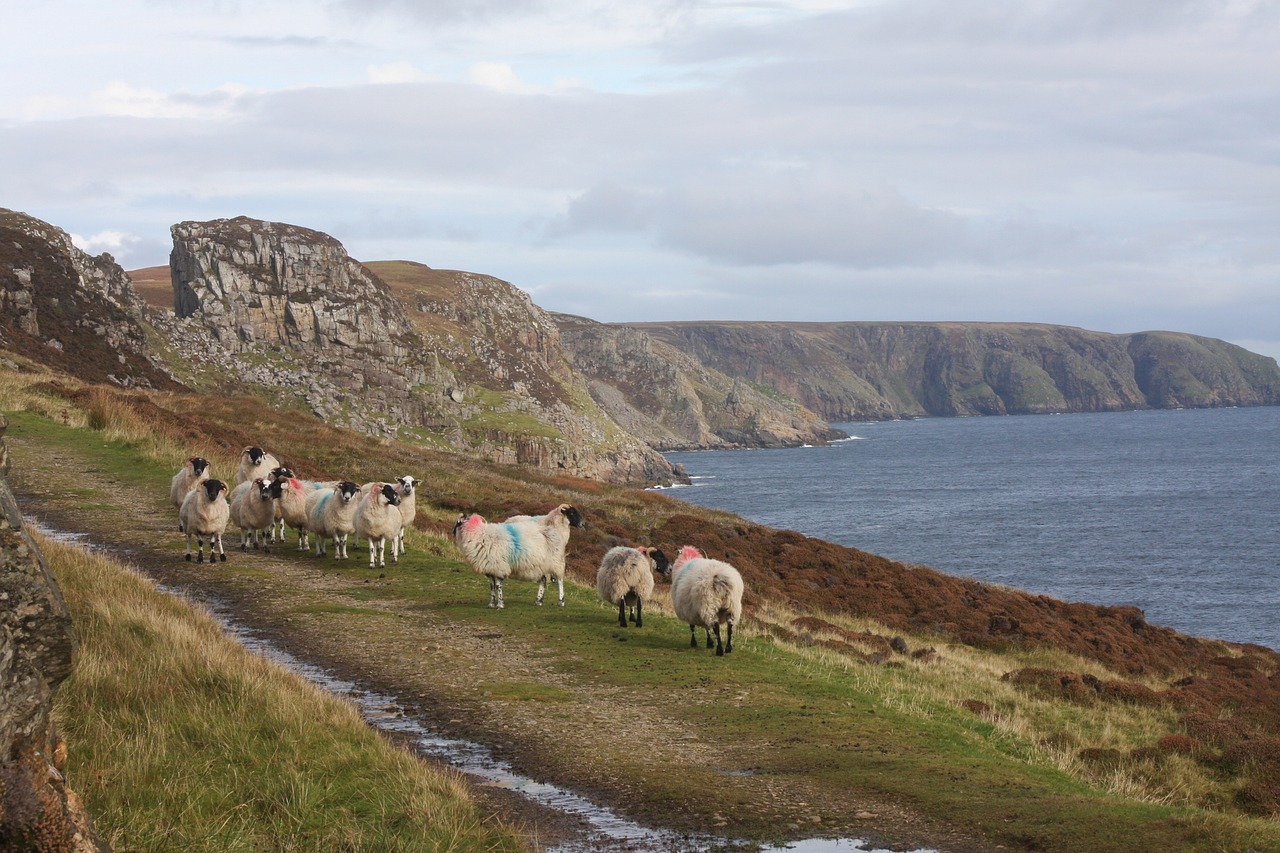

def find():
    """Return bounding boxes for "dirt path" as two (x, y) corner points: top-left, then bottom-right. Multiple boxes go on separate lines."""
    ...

(6, 429), (988, 853)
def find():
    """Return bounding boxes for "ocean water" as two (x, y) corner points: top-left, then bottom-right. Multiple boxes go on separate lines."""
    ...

(663, 407), (1280, 651)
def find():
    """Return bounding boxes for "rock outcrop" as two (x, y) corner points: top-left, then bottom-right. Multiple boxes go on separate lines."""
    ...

(167, 220), (680, 484)
(627, 321), (1280, 421)
(0, 414), (105, 851)
(553, 313), (844, 449)
(0, 208), (177, 390)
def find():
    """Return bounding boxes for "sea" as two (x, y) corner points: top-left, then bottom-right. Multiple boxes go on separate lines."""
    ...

(662, 406), (1280, 652)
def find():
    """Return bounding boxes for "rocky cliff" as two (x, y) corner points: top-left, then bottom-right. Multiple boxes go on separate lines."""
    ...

(166, 221), (678, 483)
(0, 208), (177, 390)
(0, 414), (105, 850)
(552, 313), (844, 449)
(627, 321), (1280, 420)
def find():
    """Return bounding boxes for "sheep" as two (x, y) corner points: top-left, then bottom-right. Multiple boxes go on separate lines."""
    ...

(265, 466), (294, 543)
(169, 456), (210, 530)
(178, 478), (230, 564)
(669, 545), (744, 656)
(392, 475), (419, 556)
(304, 480), (361, 558)
(596, 545), (669, 628)
(235, 446), (280, 485)
(354, 483), (402, 569)
(229, 477), (276, 552)
(452, 504), (585, 608)
(269, 477), (314, 551)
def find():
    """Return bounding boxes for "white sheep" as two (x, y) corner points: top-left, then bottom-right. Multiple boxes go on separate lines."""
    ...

(596, 545), (669, 628)
(392, 475), (419, 555)
(270, 476), (315, 551)
(669, 545), (744, 656)
(304, 480), (361, 558)
(354, 482), (402, 569)
(235, 446), (280, 485)
(265, 465), (294, 543)
(178, 478), (230, 564)
(229, 477), (276, 552)
(169, 456), (210, 530)
(452, 503), (585, 608)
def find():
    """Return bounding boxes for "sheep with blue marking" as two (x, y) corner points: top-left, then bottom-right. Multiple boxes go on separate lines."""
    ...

(304, 480), (361, 559)
(452, 503), (585, 608)
(669, 545), (744, 656)
(596, 545), (668, 628)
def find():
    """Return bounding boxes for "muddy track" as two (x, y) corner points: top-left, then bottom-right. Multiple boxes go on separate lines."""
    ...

(6, 431), (988, 853)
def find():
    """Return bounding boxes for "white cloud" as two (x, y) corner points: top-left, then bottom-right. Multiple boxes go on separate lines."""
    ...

(71, 229), (141, 257)
(367, 61), (431, 84)
(468, 61), (540, 94)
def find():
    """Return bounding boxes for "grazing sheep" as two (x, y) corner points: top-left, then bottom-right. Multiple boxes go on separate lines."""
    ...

(596, 545), (669, 628)
(229, 477), (276, 552)
(304, 480), (361, 558)
(169, 456), (210, 530)
(235, 446), (280, 485)
(669, 545), (744, 656)
(354, 483), (402, 569)
(452, 504), (585, 608)
(178, 478), (230, 564)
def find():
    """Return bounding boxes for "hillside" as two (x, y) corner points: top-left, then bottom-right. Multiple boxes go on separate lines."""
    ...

(625, 321), (1280, 420)
(3, 370), (1280, 851)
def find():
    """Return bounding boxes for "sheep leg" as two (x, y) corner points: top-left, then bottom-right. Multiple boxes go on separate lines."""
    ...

(725, 621), (734, 654)
(635, 597), (643, 629)
(705, 628), (715, 650)
(390, 534), (398, 563)
(184, 531), (193, 561)
(488, 576), (505, 609)
(688, 625), (698, 648)
(556, 576), (565, 607)
(713, 624), (725, 656)
(617, 598), (628, 628)
(196, 535), (206, 564)
(337, 534), (348, 559)
(215, 534), (226, 562)
(536, 577), (547, 606)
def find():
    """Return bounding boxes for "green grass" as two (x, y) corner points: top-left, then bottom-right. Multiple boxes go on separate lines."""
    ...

(40, 534), (526, 853)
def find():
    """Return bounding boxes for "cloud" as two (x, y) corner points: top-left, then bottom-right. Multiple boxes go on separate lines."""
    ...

(468, 61), (540, 93)
(367, 61), (432, 84)
(70, 229), (142, 257)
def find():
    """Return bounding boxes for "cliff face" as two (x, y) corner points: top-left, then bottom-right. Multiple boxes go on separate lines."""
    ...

(552, 313), (844, 449)
(0, 208), (177, 390)
(627, 321), (1280, 420)
(167, 223), (678, 483)
(0, 414), (105, 851)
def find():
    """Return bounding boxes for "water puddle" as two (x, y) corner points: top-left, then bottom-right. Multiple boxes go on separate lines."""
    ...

(29, 518), (937, 853)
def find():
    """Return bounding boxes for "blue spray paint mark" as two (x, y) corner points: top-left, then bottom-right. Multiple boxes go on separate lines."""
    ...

(501, 523), (525, 562)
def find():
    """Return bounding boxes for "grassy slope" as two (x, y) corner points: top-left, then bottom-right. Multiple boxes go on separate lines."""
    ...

(38, 534), (525, 853)
(4, 371), (1279, 852)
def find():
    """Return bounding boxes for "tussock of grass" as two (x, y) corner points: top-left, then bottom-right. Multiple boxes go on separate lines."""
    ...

(40, 533), (525, 852)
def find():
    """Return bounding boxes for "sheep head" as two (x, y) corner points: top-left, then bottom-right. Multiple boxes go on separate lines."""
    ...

(557, 504), (585, 529)
(189, 457), (209, 475)
(202, 479), (228, 502)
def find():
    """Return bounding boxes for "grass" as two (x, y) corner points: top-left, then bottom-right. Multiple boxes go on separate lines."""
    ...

(39, 533), (526, 853)
(5, 368), (1280, 851)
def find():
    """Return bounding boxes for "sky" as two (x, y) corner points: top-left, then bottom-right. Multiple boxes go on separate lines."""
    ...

(3, 0), (1279, 361)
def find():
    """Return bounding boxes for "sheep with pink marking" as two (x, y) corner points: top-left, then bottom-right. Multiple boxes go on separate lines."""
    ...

(452, 504), (585, 608)
(669, 545), (744, 656)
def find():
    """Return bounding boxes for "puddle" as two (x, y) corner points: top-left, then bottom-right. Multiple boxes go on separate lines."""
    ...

(27, 516), (938, 853)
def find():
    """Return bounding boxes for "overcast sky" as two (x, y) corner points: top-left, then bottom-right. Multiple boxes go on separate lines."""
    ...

(4, 1), (1279, 361)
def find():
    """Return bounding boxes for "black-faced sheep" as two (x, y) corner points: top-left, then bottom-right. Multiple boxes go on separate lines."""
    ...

(169, 456), (210, 530)
(354, 483), (402, 569)
(392, 475), (419, 555)
(596, 545), (668, 628)
(235, 446), (280, 485)
(178, 478), (230, 564)
(669, 545), (744, 656)
(269, 476), (314, 551)
(452, 504), (585, 608)
(229, 477), (275, 552)
(304, 481), (361, 559)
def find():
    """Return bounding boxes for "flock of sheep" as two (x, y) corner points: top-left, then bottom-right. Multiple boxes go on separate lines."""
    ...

(169, 446), (746, 656)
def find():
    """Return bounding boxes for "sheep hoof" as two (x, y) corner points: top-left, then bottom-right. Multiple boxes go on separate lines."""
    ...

(636, 618), (643, 628)
(716, 647), (725, 657)
(196, 555), (204, 564)
(219, 553), (226, 562)
(184, 553), (191, 562)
